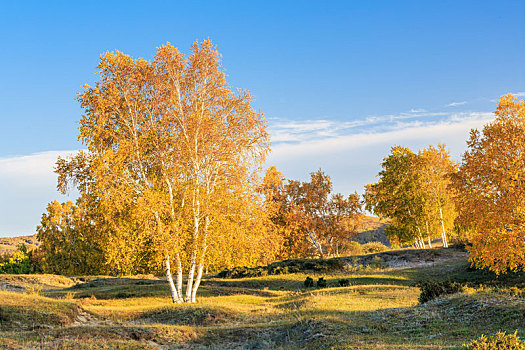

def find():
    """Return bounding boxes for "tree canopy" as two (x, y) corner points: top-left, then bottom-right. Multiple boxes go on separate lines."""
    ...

(454, 94), (525, 274)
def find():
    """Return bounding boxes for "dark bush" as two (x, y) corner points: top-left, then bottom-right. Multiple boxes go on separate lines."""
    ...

(217, 257), (346, 279)
(304, 276), (314, 288)
(338, 279), (350, 287)
(368, 256), (387, 269)
(418, 280), (463, 303)
(465, 331), (525, 349)
(317, 277), (327, 288)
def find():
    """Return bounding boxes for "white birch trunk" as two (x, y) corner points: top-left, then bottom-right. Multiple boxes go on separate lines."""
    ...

(165, 255), (181, 303)
(185, 249), (198, 303)
(417, 227), (426, 249)
(425, 221), (432, 248)
(306, 228), (324, 257)
(438, 207), (448, 248)
(175, 252), (183, 298)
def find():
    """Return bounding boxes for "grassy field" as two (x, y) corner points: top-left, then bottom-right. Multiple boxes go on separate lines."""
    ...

(0, 247), (524, 349)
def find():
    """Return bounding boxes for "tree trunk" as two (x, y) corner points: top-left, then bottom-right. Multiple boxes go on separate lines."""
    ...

(190, 216), (210, 303)
(417, 227), (426, 249)
(185, 249), (197, 303)
(191, 248), (206, 303)
(175, 251), (183, 298)
(425, 221), (432, 248)
(306, 228), (324, 258)
(438, 207), (448, 248)
(165, 255), (181, 303)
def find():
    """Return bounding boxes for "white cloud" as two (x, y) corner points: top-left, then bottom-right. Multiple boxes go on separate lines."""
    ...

(0, 150), (81, 236)
(446, 101), (467, 107)
(0, 109), (496, 237)
(267, 111), (494, 195)
(512, 92), (525, 97)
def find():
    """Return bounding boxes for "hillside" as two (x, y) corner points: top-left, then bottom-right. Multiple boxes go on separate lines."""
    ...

(1, 246), (524, 349)
(354, 216), (390, 246)
(0, 234), (39, 255)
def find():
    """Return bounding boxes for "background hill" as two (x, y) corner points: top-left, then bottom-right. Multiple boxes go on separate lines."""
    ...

(0, 234), (39, 255)
(353, 216), (390, 246)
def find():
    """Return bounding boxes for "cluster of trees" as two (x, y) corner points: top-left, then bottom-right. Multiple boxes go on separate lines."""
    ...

(36, 40), (364, 302)
(366, 94), (525, 274)
(453, 94), (525, 274)
(0, 245), (42, 274)
(364, 144), (456, 249)
(38, 40), (271, 303)
(34, 39), (522, 295)
(262, 167), (362, 259)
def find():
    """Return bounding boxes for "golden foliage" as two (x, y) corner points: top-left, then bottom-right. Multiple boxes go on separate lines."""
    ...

(454, 94), (525, 274)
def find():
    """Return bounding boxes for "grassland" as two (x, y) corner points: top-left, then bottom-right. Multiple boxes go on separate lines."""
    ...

(0, 246), (524, 349)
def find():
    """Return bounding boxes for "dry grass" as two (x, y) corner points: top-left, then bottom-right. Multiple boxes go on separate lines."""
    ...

(0, 246), (524, 349)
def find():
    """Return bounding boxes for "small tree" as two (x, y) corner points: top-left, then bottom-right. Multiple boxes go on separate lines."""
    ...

(271, 169), (362, 258)
(364, 146), (426, 247)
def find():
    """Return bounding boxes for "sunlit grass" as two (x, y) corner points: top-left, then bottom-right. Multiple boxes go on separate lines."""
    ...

(1, 247), (524, 349)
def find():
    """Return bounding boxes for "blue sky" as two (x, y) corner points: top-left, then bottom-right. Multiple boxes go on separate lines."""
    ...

(0, 1), (524, 236)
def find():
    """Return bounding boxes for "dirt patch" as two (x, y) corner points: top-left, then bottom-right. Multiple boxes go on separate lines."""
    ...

(344, 247), (467, 270)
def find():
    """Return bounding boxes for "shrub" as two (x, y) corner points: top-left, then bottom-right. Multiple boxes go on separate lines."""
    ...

(362, 242), (389, 254)
(0, 244), (40, 274)
(217, 258), (346, 279)
(317, 277), (327, 288)
(342, 241), (363, 256)
(338, 279), (350, 287)
(418, 280), (463, 303)
(465, 331), (525, 349)
(369, 256), (387, 269)
(304, 276), (314, 288)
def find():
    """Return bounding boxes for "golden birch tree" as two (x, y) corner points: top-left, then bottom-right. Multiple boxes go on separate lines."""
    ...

(268, 169), (362, 258)
(454, 94), (525, 274)
(416, 144), (458, 248)
(70, 40), (269, 303)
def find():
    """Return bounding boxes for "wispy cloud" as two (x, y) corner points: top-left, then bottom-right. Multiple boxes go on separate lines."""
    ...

(270, 111), (493, 158)
(0, 151), (76, 184)
(446, 101), (467, 107)
(267, 110), (494, 196)
(269, 110), (448, 144)
(0, 108), (496, 237)
(512, 92), (525, 97)
(0, 150), (80, 236)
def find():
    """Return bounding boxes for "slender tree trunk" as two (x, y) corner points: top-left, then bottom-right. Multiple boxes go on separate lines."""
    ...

(438, 207), (448, 248)
(185, 248), (198, 303)
(186, 185), (200, 303)
(165, 254), (181, 303)
(306, 228), (324, 258)
(417, 227), (426, 249)
(191, 243), (207, 302)
(425, 221), (432, 248)
(175, 251), (183, 298)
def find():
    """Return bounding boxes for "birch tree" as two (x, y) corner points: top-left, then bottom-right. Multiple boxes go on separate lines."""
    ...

(272, 169), (362, 257)
(71, 40), (269, 303)
(416, 144), (458, 248)
(364, 146), (426, 247)
(454, 94), (525, 274)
